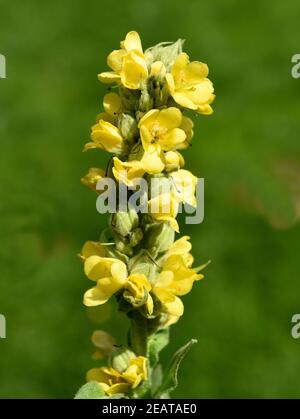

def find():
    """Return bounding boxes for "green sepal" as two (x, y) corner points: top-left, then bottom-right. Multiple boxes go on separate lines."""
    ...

(147, 328), (169, 368)
(74, 381), (105, 399)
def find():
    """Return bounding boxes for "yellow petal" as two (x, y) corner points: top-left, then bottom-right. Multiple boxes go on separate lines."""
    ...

(86, 368), (108, 382)
(81, 241), (106, 259)
(103, 92), (122, 116)
(171, 52), (190, 82)
(163, 295), (184, 316)
(121, 51), (148, 89)
(83, 274), (125, 306)
(185, 61), (209, 83)
(107, 49), (126, 73)
(122, 31), (143, 53)
(156, 107), (182, 130)
(165, 73), (175, 94)
(106, 383), (131, 395)
(91, 120), (124, 154)
(113, 157), (145, 186)
(141, 145), (165, 174)
(159, 127), (186, 151)
(167, 236), (192, 257)
(98, 71), (121, 84)
(173, 92), (198, 110)
(138, 109), (159, 130)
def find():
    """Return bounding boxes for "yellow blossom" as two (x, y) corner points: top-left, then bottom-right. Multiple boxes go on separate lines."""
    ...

(163, 235), (194, 267)
(98, 31), (148, 90)
(113, 157), (145, 186)
(83, 256), (153, 314)
(166, 52), (215, 115)
(153, 254), (203, 317)
(139, 107), (186, 151)
(85, 119), (125, 154)
(87, 356), (147, 396)
(138, 107), (186, 174)
(84, 93), (126, 154)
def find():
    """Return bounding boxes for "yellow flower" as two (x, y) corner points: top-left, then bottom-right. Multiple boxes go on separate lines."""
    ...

(87, 356), (147, 396)
(113, 156), (145, 186)
(148, 191), (180, 233)
(166, 52), (215, 115)
(86, 120), (125, 154)
(170, 169), (197, 207)
(163, 235), (194, 267)
(138, 107), (187, 174)
(124, 274), (154, 314)
(139, 107), (186, 151)
(83, 256), (153, 314)
(81, 168), (105, 192)
(84, 93), (126, 154)
(153, 254), (203, 317)
(98, 31), (148, 90)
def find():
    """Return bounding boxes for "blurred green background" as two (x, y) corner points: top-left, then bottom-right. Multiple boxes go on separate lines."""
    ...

(1, 0), (300, 398)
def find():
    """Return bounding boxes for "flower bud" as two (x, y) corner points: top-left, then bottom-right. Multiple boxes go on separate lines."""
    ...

(119, 114), (138, 143)
(128, 250), (158, 283)
(164, 151), (185, 172)
(145, 39), (184, 70)
(139, 83), (153, 112)
(111, 208), (139, 237)
(109, 348), (136, 373)
(144, 222), (175, 256)
(150, 61), (166, 82)
(129, 227), (143, 247)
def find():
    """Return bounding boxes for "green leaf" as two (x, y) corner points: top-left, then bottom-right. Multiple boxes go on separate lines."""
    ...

(74, 381), (105, 399)
(151, 363), (163, 395)
(154, 339), (197, 398)
(147, 328), (169, 368)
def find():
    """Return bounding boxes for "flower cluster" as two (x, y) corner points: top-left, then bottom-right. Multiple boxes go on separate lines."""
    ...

(79, 31), (214, 399)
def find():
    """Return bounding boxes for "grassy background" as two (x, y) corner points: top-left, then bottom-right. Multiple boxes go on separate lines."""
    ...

(1, 0), (300, 398)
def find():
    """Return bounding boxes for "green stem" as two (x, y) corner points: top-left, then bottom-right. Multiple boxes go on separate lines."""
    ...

(129, 311), (148, 356)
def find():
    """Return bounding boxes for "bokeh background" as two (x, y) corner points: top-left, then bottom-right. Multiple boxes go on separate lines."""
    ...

(1, 0), (300, 398)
